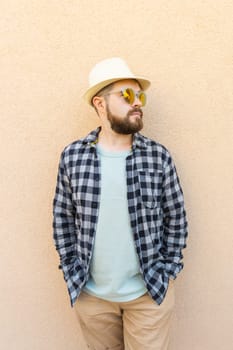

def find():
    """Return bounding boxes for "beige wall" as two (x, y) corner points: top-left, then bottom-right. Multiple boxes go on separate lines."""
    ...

(1, 1), (232, 349)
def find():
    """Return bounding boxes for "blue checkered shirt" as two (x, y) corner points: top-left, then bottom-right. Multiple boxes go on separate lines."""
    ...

(53, 127), (188, 306)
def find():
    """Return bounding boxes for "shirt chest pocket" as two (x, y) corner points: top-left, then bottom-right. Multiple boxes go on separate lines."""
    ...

(138, 170), (163, 209)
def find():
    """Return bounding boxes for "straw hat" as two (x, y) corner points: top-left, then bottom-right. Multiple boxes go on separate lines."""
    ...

(83, 57), (151, 105)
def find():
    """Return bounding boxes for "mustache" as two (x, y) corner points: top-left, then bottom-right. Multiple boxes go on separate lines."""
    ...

(127, 108), (143, 117)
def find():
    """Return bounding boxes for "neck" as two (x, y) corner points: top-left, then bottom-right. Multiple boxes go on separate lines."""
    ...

(98, 127), (133, 151)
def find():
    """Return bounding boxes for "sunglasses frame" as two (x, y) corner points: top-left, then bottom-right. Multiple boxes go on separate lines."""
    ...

(101, 87), (147, 106)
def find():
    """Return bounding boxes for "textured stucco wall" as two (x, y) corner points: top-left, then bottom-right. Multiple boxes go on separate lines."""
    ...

(1, 1), (232, 349)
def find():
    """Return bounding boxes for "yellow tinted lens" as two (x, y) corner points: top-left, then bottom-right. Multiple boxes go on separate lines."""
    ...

(122, 88), (134, 104)
(139, 92), (146, 106)
(122, 88), (130, 103)
(127, 88), (135, 104)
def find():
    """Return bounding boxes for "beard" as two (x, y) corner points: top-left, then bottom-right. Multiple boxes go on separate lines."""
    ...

(106, 105), (143, 135)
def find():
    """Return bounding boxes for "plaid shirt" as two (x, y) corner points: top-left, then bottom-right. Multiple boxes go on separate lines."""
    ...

(53, 127), (188, 306)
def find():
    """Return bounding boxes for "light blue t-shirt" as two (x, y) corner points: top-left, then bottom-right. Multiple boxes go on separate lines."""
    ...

(84, 145), (147, 301)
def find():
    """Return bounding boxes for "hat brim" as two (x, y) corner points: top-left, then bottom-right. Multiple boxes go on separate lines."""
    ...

(83, 76), (151, 105)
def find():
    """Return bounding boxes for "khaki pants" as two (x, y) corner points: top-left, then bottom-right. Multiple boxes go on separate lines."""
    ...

(74, 280), (175, 350)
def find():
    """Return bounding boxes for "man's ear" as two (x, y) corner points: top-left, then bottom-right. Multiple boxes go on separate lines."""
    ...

(92, 96), (105, 113)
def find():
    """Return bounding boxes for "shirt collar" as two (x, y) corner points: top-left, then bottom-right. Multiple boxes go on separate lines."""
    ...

(82, 126), (147, 150)
(82, 127), (101, 146)
(132, 132), (147, 150)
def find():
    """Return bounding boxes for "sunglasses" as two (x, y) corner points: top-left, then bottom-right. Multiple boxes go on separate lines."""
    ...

(102, 88), (147, 106)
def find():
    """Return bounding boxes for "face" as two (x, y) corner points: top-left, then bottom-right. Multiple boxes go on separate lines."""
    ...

(104, 79), (144, 135)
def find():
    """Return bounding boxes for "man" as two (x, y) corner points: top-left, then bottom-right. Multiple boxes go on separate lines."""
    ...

(53, 57), (188, 350)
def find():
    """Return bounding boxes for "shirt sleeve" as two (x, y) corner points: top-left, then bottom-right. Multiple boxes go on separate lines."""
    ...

(52, 151), (77, 282)
(161, 155), (188, 279)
